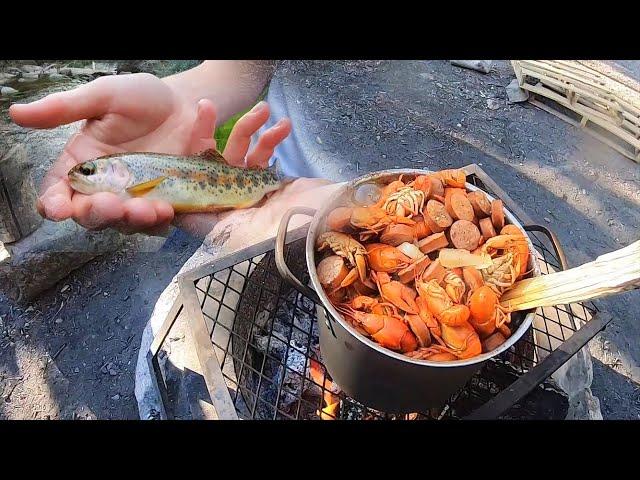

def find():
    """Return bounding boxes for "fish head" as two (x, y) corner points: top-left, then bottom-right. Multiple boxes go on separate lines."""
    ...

(68, 158), (132, 194)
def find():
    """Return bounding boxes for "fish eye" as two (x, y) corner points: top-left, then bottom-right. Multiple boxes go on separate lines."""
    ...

(79, 163), (96, 176)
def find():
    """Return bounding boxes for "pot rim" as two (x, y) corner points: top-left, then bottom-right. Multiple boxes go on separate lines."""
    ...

(306, 168), (541, 368)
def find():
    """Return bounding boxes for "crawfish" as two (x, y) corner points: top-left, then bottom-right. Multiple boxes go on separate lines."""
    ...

(440, 321), (482, 359)
(336, 305), (417, 353)
(366, 243), (413, 273)
(481, 233), (530, 287)
(316, 231), (368, 283)
(350, 206), (415, 240)
(415, 278), (470, 327)
(468, 285), (511, 339)
(373, 271), (419, 314)
(344, 295), (399, 317)
(408, 175), (433, 198)
(405, 345), (458, 361)
(442, 269), (466, 304)
(433, 169), (466, 188)
(415, 295), (443, 343)
(481, 252), (519, 294)
(382, 186), (426, 218)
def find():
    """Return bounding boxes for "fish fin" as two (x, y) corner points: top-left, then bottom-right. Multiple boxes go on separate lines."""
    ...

(126, 176), (167, 196)
(268, 157), (296, 185)
(196, 149), (227, 163)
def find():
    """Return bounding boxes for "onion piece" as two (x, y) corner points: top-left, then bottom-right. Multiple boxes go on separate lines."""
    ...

(396, 242), (424, 260)
(438, 248), (493, 269)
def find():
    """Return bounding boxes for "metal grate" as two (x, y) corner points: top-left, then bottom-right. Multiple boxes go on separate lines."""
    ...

(177, 172), (599, 420)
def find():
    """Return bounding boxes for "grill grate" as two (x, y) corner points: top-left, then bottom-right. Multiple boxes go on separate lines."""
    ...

(178, 173), (598, 420)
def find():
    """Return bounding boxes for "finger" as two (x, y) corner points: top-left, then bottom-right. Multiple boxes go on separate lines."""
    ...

(223, 101), (270, 166)
(71, 192), (125, 231)
(37, 179), (75, 221)
(245, 118), (292, 169)
(188, 99), (218, 154)
(37, 137), (115, 221)
(117, 197), (161, 234)
(9, 76), (113, 129)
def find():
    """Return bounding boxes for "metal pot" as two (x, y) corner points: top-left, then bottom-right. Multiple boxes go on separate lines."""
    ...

(275, 169), (541, 413)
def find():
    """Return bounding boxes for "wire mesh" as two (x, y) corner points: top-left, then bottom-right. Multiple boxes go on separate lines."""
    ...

(184, 173), (597, 420)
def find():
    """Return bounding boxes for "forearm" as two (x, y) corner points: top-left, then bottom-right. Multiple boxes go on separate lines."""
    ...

(163, 60), (277, 124)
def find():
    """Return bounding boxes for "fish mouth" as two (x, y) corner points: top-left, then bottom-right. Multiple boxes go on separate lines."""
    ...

(68, 168), (96, 194)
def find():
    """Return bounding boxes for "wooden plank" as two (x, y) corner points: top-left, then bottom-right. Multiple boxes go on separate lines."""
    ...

(530, 98), (640, 163)
(523, 83), (640, 151)
(529, 79), (640, 137)
(521, 71), (640, 140)
(511, 60), (525, 86)
(550, 60), (606, 79)
(520, 62), (623, 111)
(521, 77), (632, 134)
(542, 60), (607, 84)
(522, 61), (640, 119)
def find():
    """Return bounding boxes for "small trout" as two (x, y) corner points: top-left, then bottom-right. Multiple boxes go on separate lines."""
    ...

(68, 149), (292, 213)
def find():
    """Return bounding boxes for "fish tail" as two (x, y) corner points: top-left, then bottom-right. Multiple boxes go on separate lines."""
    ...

(270, 157), (296, 185)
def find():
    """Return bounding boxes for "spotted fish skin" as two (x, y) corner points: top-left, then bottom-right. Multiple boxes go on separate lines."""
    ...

(68, 149), (290, 213)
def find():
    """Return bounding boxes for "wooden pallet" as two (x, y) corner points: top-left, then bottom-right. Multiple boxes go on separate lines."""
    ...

(511, 60), (640, 164)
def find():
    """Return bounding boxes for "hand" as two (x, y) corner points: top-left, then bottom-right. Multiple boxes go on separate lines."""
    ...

(9, 73), (291, 234)
(182, 178), (344, 251)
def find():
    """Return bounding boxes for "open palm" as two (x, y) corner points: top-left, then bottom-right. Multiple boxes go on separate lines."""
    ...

(10, 73), (291, 235)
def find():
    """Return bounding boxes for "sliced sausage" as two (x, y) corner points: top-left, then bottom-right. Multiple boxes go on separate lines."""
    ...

(424, 200), (453, 233)
(422, 259), (447, 283)
(317, 255), (350, 292)
(482, 332), (507, 353)
(380, 224), (416, 246)
(444, 187), (466, 218)
(491, 199), (505, 230)
(417, 232), (449, 255)
(467, 191), (492, 218)
(448, 192), (475, 222)
(429, 176), (445, 200)
(449, 220), (481, 251)
(479, 217), (497, 240)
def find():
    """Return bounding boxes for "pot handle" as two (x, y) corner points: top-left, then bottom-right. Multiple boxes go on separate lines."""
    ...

(275, 207), (321, 303)
(523, 224), (568, 270)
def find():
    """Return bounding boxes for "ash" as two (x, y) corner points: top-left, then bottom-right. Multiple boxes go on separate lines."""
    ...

(240, 288), (322, 419)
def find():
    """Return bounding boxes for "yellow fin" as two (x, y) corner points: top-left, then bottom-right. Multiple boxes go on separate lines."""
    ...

(126, 176), (167, 196)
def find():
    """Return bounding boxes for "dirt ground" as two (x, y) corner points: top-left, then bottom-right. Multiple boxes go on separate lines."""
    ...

(1, 60), (638, 419)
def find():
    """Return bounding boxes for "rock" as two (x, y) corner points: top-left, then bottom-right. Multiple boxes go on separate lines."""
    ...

(0, 219), (165, 303)
(0, 241), (8, 262)
(111, 394), (120, 401)
(486, 98), (501, 110)
(0, 86), (18, 96)
(20, 65), (41, 74)
(0, 145), (42, 243)
(0, 72), (17, 86)
(450, 60), (493, 74)
(58, 67), (114, 77)
(55, 318), (63, 324)
(544, 217), (551, 223)
(506, 78), (529, 103)
(48, 73), (66, 81)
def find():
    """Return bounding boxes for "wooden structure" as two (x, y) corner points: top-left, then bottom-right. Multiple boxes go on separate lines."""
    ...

(511, 60), (640, 164)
